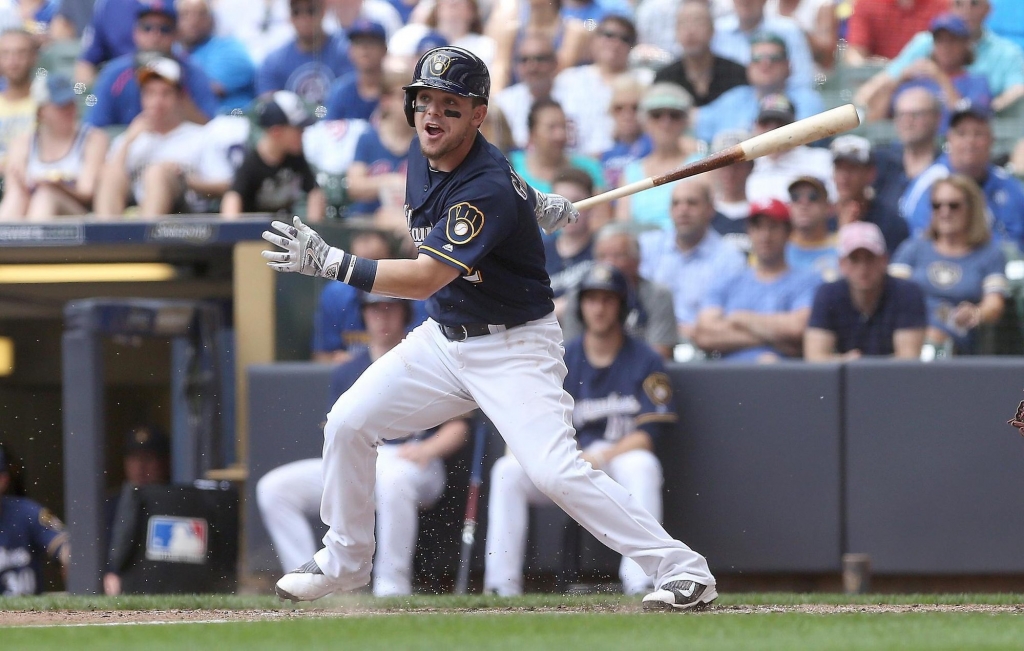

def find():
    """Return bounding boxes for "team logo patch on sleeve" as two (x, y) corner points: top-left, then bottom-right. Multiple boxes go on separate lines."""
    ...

(446, 202), (485, 244)
(37, 508), (64, 532)
(145, 516), (208, 564)
(643, 372), (673, 406)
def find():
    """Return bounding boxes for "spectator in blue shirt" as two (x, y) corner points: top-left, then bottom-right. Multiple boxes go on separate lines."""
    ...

(693, 197), (821, 361)
(785, 175), (838, 280)
(325, 19), (387, 121)
(711, 0), (816, 92)
(74, 0), (141, 86)
(891, 173), (1009, 354)
(804, 221), (927, 361)
(177, 0), (256, 114)
(85, 1), (219, 127)
(695, 31), (823, 146)
(901, 101), (1024, 249)
(257, 0), (353, 106)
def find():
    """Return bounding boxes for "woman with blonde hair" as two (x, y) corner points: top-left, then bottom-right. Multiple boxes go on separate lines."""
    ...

(890, 174), (1008, 354)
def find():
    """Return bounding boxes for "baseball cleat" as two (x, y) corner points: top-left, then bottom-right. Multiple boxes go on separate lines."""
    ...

(275, 559), (340, 602)
(642, 580), (718, 612)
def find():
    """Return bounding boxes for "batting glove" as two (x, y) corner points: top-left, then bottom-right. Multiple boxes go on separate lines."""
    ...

(533, 189), (580, 235)
(261, 216), (346, 280)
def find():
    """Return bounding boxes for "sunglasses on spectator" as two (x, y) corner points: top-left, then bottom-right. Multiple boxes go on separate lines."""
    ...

(953, 0), (982, 7)
(789, 189), (821, 203)
(138, 22), (175, 34)
(518, 54), (555, 64)
(931, 200), (964, 211)
(612, 102), (639, 113)
(894, 109), (936, 120)
(291, 5), (319, 16)
(648, 109), (685, 121)
(599, 30), (634, 45)
(751, 53), (787, 64)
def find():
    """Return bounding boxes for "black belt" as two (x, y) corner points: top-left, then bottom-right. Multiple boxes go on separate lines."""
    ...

(438, 321), (525, 342)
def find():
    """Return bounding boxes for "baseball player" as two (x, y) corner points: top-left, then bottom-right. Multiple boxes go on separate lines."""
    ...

(257, 293), (469, 596)
(0, 444), (69, 596)
(484, 264), (676, 596)
(262, 45), (716, 611)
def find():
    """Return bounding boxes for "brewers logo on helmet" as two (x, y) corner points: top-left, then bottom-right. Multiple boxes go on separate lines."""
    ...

(403, 46), (490, 127)
(577, 263), (630, 325)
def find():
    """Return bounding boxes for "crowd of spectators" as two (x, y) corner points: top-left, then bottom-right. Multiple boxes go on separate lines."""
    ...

(0, 0), (1020, 358)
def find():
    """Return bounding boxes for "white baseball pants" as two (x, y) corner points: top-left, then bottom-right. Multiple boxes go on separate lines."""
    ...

(483, 441), (664, 595)
(314, 314), (714, 593)
(255, 447), (446, 596)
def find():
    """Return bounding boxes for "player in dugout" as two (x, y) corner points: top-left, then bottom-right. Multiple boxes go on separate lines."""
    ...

(484, 263), (677, 597)
(0, 443), (69, 596)
(262, 46), (716, 611)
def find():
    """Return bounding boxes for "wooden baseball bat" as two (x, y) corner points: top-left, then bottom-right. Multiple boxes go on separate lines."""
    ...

(573, 104), (861, 212)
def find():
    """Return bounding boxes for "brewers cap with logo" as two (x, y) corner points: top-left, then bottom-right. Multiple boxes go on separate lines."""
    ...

(124, 425), (170, 457)
(756, 93), (796, 125)
(256, 90), (317, 129)
(949, 98), (993, 127)
(836, 221), (887, 258)
(748, 197), (791, 223)
(137, 55), (182, 87)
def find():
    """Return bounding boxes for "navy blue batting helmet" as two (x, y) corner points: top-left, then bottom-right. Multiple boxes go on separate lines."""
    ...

(577, 263), (630, 325)
(403, 46), (490, 127)
(358, 292), (413, 324)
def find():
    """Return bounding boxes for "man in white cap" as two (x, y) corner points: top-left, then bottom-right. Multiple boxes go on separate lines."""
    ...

(804, 221), (926, 361)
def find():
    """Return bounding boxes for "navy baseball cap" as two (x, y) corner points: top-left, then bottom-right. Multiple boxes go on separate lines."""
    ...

(31, 73), (77, 106)
(930, 13), (970, 39)
(256, 90), (316, 128)
(949, 98), (992, 126)
(136, 0), (177, 23)
(756, 93), (796, 125)
(124, 425), (170, 456)
(347, 18), (386, 42)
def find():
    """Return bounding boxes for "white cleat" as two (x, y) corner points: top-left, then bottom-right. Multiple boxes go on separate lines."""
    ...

(642, 580), (718, 612)
(275, 559), (341, 602)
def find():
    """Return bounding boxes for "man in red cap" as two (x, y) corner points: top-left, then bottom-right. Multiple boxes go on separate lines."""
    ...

(692, 198), (821, 361)
(804, 221), (926, 360)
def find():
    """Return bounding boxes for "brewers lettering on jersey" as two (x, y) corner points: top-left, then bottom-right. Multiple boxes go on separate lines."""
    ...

(262, 45), (717, 611)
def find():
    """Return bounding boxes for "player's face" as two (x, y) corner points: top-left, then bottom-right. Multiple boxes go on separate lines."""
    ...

(124, 451), (169, 486)
(414, 88), (486, 168)
(580, 289), (622, 335)
(363, 303), (408, 345)
(840, 248), (888, 292)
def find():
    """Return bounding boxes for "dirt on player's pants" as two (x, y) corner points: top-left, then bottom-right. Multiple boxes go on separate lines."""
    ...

(314, 314), (714, 590)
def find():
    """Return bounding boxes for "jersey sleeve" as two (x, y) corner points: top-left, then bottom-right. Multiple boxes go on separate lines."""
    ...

(633, 350), (677, 442)
(28, 503), (68, 561)
(418, 175), (520, 275)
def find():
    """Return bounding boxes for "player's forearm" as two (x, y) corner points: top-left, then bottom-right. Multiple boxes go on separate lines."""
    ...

(893, 328), (925, 359)
(419, 418), (471, 459)
(603, 431), (654, 463)
(372, 255), (461, 300)
(803, 327), (838, 361)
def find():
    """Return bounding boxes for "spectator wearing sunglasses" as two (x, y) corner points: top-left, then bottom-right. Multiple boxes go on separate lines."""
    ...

(653, 0), (747, 108)
(694, 32), (823, 147)
(785, 175), (838, 280)
(831, 135), (910, 256)
(890, 174), (1007, 354)
(711, 0), (816, 92)
(552, 15), (653, 158)
(85, 0), (219, 128)
(257, 0), (353, 106)
(599, 76), (651, 191)
(495, 34), (558, 150)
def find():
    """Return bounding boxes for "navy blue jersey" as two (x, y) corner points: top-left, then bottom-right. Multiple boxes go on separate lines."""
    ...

(329, 349), (433, 444)
(0, 496), (67, 596)
(563, 336), (677, 450)
(405, 134), (554, 325)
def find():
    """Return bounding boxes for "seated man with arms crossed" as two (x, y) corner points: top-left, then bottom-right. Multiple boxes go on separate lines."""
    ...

(804, 221), (927, 361)
(484, 264), (676, 596)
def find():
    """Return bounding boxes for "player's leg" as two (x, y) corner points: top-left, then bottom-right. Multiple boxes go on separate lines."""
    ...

(255, 458), (324, 573)
(482, 453), (550, 596)
(459, 316), (715, 604)
(604, 447), (664, 595)
(372, 445), (446, 596)
(280, 323), (475, 600)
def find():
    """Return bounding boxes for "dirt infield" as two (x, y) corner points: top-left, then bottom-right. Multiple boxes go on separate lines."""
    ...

(4, 603), (1024, 627)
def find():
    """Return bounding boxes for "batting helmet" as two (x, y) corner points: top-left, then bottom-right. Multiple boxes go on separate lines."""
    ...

(577, 263), (630, 325)
(403, 46), (490, 127)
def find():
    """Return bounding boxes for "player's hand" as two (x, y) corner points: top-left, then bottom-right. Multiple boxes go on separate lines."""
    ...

(396, 441), (435, 467)
(261, 216), (346, 279)
(533, 189), (580, 235)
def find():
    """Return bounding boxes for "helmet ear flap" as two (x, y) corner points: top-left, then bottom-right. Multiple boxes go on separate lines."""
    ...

(404, 89), (417, 128)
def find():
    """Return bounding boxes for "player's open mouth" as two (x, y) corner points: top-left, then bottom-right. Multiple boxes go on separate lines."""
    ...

(425, 123), (444, 137)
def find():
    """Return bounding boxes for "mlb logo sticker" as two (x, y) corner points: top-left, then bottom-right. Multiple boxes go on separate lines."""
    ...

(146, 516), (208, 564)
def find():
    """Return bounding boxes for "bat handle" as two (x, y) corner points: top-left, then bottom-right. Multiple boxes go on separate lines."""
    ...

(573, 177), (654, 212)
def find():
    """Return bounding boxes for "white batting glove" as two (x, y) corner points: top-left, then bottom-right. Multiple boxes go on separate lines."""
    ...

(261, 216), (346, 279)
(533, 189), (580, 235)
